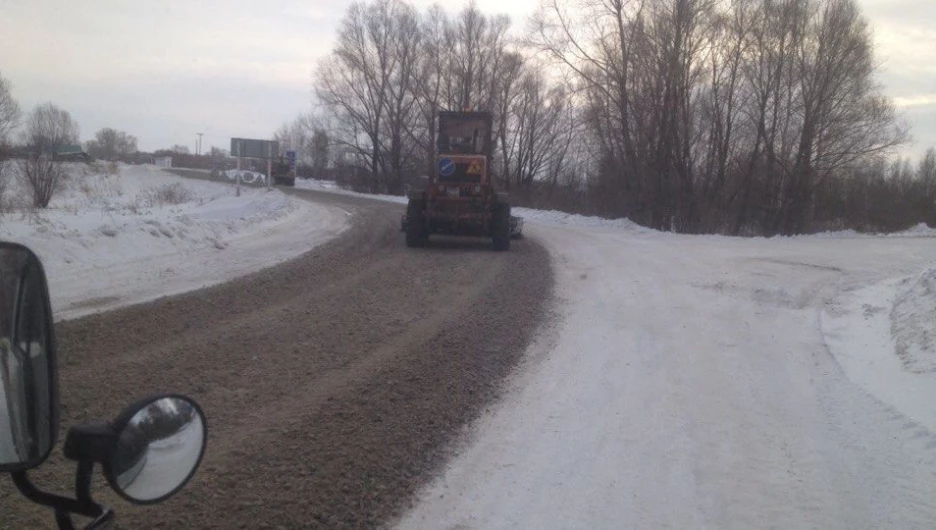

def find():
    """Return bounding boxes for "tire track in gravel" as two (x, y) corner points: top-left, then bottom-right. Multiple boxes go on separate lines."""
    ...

(1, 187), (554, 529)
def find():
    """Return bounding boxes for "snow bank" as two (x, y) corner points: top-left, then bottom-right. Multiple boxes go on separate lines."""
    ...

(892, 269), (936, 374)
(792, 222), (936, 239)
(293, 179), (651, 232)
(0, 164), (348, 320)
(220, 169), (267, 184)
(822, 267), (936, 433)
(294, 178), (407, 204)
(511, 207), (646, 232)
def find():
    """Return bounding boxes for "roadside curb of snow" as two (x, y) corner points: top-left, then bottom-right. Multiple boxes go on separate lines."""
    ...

(820, 271), (936, 433)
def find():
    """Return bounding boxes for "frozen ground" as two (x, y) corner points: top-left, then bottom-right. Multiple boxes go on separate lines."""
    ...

(0, 164), (348, 320)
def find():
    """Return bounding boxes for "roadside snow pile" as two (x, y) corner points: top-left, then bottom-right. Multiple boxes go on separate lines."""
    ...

(294, 179), (650, 231)
(0, 163), (348, 320)
(892, 269), (936, 373)
(894, 222), (936, 237)
(801, 228), (863, 238)
(804, 222), (936, 239)
(221, 169), (267, 184)
(295, 178), (341, 191)
(512, 207), (646, 232)
(821, 268), (936, 433)
(294, 178), (408, 204)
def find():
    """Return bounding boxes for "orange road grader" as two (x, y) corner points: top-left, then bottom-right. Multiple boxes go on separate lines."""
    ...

(402, 111), (523, 250)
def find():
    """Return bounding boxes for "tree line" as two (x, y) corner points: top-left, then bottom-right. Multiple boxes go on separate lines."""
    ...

(307, 0), (929, 236)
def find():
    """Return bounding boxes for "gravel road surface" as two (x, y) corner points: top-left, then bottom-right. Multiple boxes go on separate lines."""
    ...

(1, 187), (553, 529)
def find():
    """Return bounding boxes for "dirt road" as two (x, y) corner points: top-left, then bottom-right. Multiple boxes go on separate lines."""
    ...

(1, 189), (553, 528)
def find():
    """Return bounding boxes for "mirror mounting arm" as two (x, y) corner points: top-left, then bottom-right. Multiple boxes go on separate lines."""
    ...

(54, 509), (76, 530)
(75, 460), (95, 504)
(11, 470), (105, 519)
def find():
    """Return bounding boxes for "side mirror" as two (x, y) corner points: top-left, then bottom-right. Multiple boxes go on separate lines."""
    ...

(2, 241), (208, 528)
(105, 395), (207, 504)
(0, 242), (58, 472)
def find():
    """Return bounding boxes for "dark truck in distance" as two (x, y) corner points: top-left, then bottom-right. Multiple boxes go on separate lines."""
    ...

(271, 157), (295, 187)
(402, 111), (523, 250)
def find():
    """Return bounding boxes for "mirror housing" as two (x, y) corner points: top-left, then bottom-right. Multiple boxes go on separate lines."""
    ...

(106, 395), (206, 504)
(0, 242), (59, 472)
(61, 394), (207, 505)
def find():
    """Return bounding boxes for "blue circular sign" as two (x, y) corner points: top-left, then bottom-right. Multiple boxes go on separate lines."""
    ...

(438, 157), (456, 177)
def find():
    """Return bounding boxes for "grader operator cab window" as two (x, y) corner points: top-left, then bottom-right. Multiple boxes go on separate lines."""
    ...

(437, 116), (490, 156)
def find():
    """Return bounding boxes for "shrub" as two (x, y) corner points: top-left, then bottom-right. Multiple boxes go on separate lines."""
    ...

(17, 156), (65, 208)
(136, 182), (195, 207)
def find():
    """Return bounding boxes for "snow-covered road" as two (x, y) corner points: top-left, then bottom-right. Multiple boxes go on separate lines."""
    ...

(400, 225), (936, 528)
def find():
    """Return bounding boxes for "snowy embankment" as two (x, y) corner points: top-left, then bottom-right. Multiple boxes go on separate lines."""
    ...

(0, 164), (348, 320)
(822, 267), (936, 434)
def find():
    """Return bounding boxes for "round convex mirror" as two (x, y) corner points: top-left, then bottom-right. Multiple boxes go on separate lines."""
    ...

(106, 395), (206, 504)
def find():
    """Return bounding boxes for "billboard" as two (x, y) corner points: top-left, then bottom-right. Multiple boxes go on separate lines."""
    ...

(230, 138), (279, 159)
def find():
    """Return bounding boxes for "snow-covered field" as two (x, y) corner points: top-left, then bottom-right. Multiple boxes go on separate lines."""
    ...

(0, 164), (348, 320)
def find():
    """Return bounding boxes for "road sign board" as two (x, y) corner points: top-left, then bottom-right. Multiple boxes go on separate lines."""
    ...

(230, 138), (279, 159)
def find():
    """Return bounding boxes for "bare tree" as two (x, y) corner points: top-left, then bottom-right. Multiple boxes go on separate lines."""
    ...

(86, 127), (138, 160)
(0, 72), (20, 144)
(316, 0), (426, 193)
(305, 0), (911, 234)
(14, 103), (80, 208)
(766, 0), (906, 234)
(273, 118), (309, 163)
(527, 0), (905, 234)
(0, 72), (20, 212)
(20, 102), (80, 158)
(311, 128), (330, 176)
(919, 148), (936, 197)
(317, 1), (391, 192)
(502, 70), (572, 189)
(17, 156), (65, 208)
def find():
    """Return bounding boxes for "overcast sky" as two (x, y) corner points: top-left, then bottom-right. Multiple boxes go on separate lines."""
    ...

(1, 0), (933, 161)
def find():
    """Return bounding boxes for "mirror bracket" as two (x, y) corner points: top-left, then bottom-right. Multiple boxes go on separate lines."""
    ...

(11, 470), (107, 520)
(63, 424), (118, 463)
